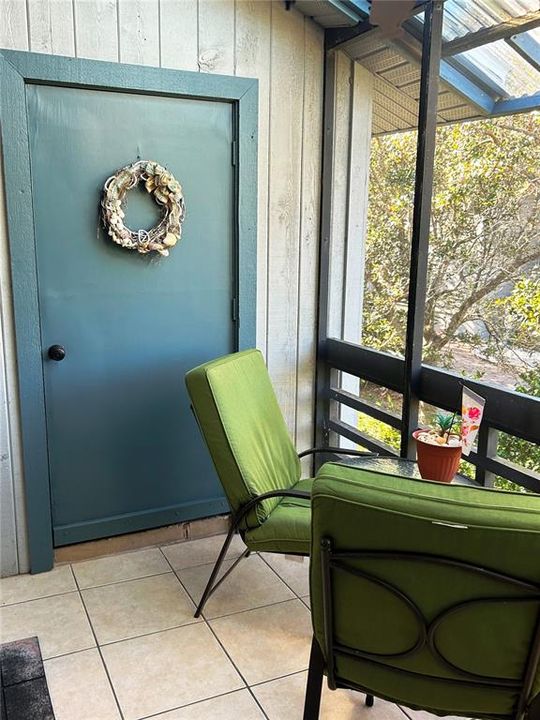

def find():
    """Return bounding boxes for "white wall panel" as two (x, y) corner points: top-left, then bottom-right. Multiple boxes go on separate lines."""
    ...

(0, 0), (324, 574)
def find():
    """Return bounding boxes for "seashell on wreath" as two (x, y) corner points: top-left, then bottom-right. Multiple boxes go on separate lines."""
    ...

(101, 160), (185, 257)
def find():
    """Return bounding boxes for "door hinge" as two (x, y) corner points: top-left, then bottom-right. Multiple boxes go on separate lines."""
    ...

(231, 140), (237, 167)
(231, 297), (238, 322)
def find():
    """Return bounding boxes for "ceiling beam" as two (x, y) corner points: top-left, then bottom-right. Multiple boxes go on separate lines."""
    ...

(491, 92), (540, 117)
(506, 31), (540, 72)
(441, 11), (540, 57)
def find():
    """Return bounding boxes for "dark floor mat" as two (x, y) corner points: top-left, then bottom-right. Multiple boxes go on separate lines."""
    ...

(0, 638), (54, 720)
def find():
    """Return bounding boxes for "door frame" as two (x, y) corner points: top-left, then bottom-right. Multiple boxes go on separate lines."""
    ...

(0, 50), (258, 573)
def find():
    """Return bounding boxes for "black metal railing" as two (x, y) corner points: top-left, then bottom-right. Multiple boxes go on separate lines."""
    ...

(318, 338), (540, 494)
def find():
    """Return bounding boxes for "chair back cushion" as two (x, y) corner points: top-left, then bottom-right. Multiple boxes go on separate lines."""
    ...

(310, 463), (540, 717)
(185, 349), (300, 528)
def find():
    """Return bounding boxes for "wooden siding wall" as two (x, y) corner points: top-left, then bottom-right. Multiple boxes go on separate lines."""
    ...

(0, 0), (324, 575)
(324, 51), (373, 444)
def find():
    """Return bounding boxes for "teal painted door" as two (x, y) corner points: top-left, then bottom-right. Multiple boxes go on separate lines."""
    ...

(27, 85), (235, 545)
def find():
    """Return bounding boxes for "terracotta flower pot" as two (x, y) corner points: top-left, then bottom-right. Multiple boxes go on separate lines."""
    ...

(413, 430), (462, 483)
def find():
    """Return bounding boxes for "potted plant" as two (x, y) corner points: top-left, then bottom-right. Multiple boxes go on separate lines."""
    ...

(413, 412), (462, 483)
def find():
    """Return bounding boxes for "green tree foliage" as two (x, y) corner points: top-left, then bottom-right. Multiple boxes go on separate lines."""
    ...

(489, 278), (540, 357)
(497, 366), (540, 485)
(364, 114), (540, 366)
(360, 113), (540, 488)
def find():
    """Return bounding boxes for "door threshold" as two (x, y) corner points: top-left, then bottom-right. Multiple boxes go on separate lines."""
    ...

(54, 514), (230, 565)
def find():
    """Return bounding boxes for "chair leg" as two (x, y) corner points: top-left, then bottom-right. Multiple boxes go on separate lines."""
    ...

(366, 694), (374, 707)
(303, 637), (325, 720)
(194, 524), (242, 618)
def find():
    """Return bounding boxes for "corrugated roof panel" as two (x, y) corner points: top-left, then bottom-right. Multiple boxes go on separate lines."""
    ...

(436, 0), (539, 41)
(510, 26), (540, 71)
(456, 37), (540, 97)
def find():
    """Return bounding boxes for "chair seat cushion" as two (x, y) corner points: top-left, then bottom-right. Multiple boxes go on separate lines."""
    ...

(243, 478), (313, 554)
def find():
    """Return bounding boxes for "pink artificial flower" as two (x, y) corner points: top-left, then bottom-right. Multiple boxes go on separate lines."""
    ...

(467, 406), (481, 420)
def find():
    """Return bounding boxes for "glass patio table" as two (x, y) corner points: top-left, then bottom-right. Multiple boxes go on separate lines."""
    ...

(336, 455), (476, 486)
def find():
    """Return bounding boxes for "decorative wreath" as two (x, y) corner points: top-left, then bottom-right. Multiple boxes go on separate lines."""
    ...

(101, 160), (185, 257)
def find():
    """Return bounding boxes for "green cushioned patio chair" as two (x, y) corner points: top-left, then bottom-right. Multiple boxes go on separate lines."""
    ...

(304, 462), (540, 720)
(185, 349), (373, 617)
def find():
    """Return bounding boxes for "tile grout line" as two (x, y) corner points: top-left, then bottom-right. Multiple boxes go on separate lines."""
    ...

(158, 546), (270, 720)
(258, 553), (310, 601)
(39, 645), (103, 664)
(201, 595), (304, 622)
(203, 620), (270, 720)
(0, 588), (80, 609)
(1, 569), (174, 608)
(93, 618), (203, 649)
(137, 686), (263, 720)
(399, 705), (427, 720)
(70, 566), (126, 720)
(160, 552), (246, 574)
(249, 666), (308, 689)
(76, 569), (173, 592)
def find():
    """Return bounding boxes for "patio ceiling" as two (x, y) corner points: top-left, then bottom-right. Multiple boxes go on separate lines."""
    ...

(294, 0), (540, 135)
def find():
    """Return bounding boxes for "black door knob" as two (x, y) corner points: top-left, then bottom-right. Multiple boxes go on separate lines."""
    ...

(48, 344), (66, 361)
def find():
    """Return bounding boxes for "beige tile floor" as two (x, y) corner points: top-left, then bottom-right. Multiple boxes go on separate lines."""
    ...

(0, 534), (447, 720)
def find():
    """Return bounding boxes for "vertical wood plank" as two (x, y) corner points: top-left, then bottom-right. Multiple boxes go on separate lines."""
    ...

(327, 50), (352, 338)
(198, 0), (235, 74)
(0, 0), (29, 49)
(0, 355), (18, 576)
(0, 141), (28, 575)
(343, 63), (373, 343)
(118, 0), (159, 66)
(28, 0), (75, 56)
(160, 0), (198, 71)
(235, 0), (271, 354)
(0, 140), (18, 576)
(341, 64), (373, 440)
(266, 2), (305, 432)
(296, 17), (323, 454)
(74, 0), (119, 61)
(316, 50), (352, 449)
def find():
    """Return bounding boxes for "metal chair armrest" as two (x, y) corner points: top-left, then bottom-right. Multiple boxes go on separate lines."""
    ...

(298, 447), (378, 459)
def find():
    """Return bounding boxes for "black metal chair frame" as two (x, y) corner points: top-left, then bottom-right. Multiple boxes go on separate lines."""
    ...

(303, 536), (540, 720)
(193, 447), (376, 618)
